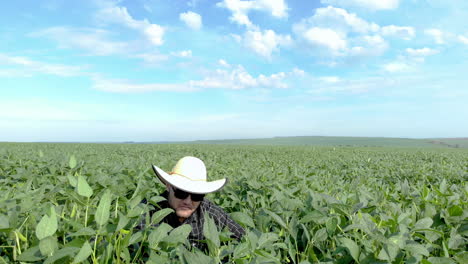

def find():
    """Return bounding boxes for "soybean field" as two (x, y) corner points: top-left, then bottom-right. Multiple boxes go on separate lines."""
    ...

(0, 143), (467, 263)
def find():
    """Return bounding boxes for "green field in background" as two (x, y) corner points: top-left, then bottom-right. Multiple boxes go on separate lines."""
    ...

(0, 143), (467, 263)
(181, 136), (468, 148)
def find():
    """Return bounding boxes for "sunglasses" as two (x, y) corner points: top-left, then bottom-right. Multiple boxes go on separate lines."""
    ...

(171, 187), (205, 202)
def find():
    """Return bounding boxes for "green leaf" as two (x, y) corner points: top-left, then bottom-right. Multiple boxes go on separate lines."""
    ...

(0, 214), (9, 230)
(69, 155), (77, 169)
(129, 231), (143, 245)
(149, 195), (166, 205)
(76, 175), (93, 198)
(116, 212), (129, 231)
(313, 228), (328, 242)
(230, 212), (255, 228)
(67, 174), (77, 188)
(378, 243), (399, 261)
(454, 252), (468, 264)
(68, 227), (95, 237)
(264, 209), (288, 230)
(415, 217), (433, 229)
(448, 205), (463, 217)
(245, 230), (259, 249)
(427, 257), (456, 264)
(148, 223), (173, 248)
(39, 236), (58, 257)
(338, 237), (360, 262)
(404, 243), (429, 256)
(36, 206), (58, 240)
(181, 247), (215, 264)
(147, 253), (170, 264)
(233, 242), (250, 259)
(120, 248), (130, 262)
(17, 246), (44, 262)
(389, 234), (406, 249)
(170, 224), (192, 241)
(331, 203), (351, 216)
(150, 208), (174, 225)
(257, 232), (279, 249)
(104, 243), (113, 263)
(448, 233), (464, 249)
(126, 204), (145, 218)
(95, 190), (112, 227)
(72, 241), (92, 264)
(162, 224), (192, 245)
(203, 215), (220, 255)
(326, 217), (338, 235)
(439, 179), (447, 194)
(44, 247), (80, 264)
(300, 210), (327, 224)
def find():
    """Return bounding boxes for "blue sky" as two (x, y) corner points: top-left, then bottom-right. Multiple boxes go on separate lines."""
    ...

(1, 0), (467, 142)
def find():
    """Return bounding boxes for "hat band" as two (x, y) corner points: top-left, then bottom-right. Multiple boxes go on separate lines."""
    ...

(169, 171), (207, 182)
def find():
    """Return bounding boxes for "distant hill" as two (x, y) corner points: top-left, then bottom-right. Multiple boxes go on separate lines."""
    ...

(178, 136), (468, 148)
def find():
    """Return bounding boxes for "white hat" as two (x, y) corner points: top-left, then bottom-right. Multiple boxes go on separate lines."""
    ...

(152, 156), (227, 194)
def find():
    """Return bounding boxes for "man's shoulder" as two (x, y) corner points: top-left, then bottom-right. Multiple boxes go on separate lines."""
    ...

(200, 198), (221, 210)
(200, 199), (229, 219)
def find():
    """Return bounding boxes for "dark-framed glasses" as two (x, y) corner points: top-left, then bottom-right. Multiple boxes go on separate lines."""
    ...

(172, 186), (205, 202)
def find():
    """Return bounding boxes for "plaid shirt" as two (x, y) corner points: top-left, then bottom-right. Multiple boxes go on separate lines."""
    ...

(139, 192), (245, 250)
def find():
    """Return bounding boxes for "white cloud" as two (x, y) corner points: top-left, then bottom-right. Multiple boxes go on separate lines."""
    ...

(257, 0), (288, 17)
(310, 76), (401, 94)
(292, 67), (305, 76)
(30, 27), (130, 56)
(458, 35), (468, 45)
(319, 76), (341, 83)
(302, 27), (347, 55)
(406, 48), (439, 57)
(381, 25), (415, 40)
(310, 6), (380, 34)
(382, 62), (412, 73)
(218, 59), (230, 67)
(171, 50), (193, 58)
(379, 48), (438, 73)
(132, 52), (169, 64)
(97, 6), (165, 45)
(91, 62), (302, 93)
(179, 11), (202, 30)
(424, 29), (445, 44)
(217, 0), (288, 29)
(0, 68), (33, 77)
(132, 50), (192, 65)
(349, 35), (388, 57)
(190, 65), (261, 89)
(293, 6), (389, 59)
(230, 34), (242, 43)
(242, 29), (292, 58)
(190, 64), (300, 90)
(321, 0), (399, 10)
(0, 53), (83, 77)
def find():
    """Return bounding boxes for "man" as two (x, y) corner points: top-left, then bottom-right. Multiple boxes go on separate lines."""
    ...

(143, 156), (245, 250)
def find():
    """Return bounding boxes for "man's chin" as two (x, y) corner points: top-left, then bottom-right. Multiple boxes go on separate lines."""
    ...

(176, 209), (194, 218)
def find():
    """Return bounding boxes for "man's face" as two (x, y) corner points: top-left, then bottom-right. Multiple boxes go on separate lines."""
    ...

(166, 184), (202, 220)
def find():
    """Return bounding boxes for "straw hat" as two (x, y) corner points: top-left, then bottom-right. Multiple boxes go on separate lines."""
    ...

(152, 156), (227, 194)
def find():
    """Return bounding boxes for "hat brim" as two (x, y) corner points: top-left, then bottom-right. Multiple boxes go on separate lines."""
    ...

(152, 165), (226, 194)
